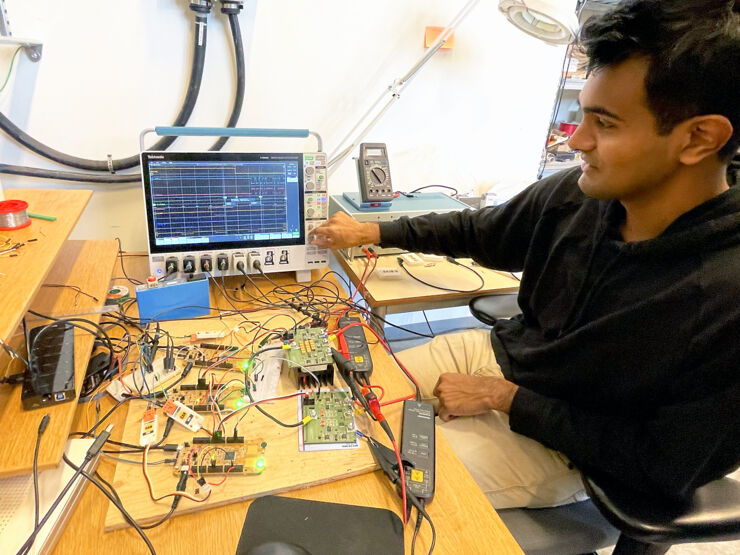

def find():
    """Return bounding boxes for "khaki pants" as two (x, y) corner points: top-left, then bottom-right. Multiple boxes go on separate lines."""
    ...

(397, 329), (588, 509)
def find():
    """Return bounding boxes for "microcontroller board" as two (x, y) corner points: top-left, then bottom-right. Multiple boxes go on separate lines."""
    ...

(173, 437), (267, 475)
(298, 389), (359, 451)
(283, 327), (334, 387)
(170, 385), (244, 412)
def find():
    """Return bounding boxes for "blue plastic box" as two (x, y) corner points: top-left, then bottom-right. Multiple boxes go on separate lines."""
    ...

(136, 274), (210, 322)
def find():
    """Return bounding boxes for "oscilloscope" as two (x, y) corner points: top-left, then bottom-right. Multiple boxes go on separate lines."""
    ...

(140, 151), (328, 283)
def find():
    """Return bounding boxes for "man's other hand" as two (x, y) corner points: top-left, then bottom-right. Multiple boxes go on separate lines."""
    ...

(433, 373), (519, 422)
(308, 211), (381, 250)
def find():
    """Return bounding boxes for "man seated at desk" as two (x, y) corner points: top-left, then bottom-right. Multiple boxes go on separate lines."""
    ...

(310, 0), (740, 509)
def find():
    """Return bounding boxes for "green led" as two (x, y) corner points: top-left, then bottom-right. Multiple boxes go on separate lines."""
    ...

(255, 458), (265, 469)
(236, 398), (245, 408)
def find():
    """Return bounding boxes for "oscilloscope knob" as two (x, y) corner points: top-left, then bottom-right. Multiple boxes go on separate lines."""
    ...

(305, 181), (315, 190)
(370, 167), (386, 184)
(305, 166), (315, 176)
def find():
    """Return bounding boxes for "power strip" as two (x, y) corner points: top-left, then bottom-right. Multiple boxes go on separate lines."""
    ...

(400, 253), (424, 266)
(376, 267), (402, 280)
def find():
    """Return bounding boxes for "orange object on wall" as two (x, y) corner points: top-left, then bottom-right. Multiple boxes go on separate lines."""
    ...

(424, 26), (455, 49)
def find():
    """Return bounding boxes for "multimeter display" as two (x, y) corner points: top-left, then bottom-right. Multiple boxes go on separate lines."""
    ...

(356, 143), (394, 203)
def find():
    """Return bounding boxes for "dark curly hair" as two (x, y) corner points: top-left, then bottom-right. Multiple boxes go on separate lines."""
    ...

(580, 0), (739, 163)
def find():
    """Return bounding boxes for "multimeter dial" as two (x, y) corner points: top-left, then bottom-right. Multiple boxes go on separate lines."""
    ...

(370, 167), (386, 184)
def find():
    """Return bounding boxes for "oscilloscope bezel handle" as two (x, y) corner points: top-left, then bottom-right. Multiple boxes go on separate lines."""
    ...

(138, 126), (323, 153)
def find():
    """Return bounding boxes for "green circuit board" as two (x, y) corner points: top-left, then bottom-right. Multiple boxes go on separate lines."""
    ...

(284, 327), (332, 370)
(300, 390), (357, 448)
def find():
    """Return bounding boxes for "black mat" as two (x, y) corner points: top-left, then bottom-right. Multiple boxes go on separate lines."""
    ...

(235, 496), (404, 555)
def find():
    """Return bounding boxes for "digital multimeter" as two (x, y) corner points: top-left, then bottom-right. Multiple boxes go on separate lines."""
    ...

(356, 143), (394, 202)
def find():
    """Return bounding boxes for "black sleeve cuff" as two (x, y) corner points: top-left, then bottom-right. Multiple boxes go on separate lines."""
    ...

(378, 219), (408, 248)
(508, 386), (553, 441)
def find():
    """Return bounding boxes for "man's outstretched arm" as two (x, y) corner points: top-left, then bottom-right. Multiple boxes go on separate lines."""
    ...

(432, 372), (740, 500)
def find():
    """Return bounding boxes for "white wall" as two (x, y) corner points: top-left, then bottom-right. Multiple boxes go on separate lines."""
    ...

(0, 0), (567, 251)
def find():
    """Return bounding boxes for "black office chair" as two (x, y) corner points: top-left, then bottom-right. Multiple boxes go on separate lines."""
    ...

(468, 294), (740, 554)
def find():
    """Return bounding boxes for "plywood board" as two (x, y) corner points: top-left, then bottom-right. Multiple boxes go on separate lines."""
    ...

(104, 313), (379, 531)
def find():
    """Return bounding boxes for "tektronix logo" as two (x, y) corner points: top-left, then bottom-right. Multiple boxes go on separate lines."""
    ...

(147, 155), (164, 159)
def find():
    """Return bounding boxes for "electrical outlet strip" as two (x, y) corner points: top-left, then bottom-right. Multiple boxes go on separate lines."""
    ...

(376, 267), (402, 280)
(400, 253), (424, 266)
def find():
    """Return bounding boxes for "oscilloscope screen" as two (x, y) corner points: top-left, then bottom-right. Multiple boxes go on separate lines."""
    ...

(142, 152), (305, 253)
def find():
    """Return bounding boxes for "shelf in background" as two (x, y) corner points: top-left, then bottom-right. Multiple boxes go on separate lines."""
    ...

(0, 189), (92, 345)
(0, 240), (118, 477)
(563, 77), (586, 90)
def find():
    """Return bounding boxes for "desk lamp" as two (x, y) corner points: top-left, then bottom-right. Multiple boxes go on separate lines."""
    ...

(327, 0), (579, 173)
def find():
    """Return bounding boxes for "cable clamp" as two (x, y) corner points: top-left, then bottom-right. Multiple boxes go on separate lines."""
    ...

(106, 154), (116, 174)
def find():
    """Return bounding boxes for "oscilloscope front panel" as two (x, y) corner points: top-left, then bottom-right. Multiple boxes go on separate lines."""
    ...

(140, 151), (328, 282)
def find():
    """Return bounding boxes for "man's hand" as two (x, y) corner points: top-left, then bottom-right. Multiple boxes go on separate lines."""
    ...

(308, 211), (381, 250)
(433, 373), (519, 422)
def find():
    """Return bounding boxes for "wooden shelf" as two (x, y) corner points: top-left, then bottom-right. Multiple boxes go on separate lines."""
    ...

(0, 239), (118, 477)
(0, 188), (92, 345)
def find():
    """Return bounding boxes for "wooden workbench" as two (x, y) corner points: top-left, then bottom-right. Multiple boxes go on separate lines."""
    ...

(0, 188), (120, 477)
(52, 256), (523, 554)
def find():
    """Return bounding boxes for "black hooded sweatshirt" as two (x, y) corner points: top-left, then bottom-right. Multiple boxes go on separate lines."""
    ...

(378, 167), (740, 500)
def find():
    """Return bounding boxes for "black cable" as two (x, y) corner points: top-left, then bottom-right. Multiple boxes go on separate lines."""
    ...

(408, 184), (458, 196)
(33, 415), (50, 533)
(254, 405), (304, 428)
(421, 310), (435, 338)
(61, 455), (156, 554)
(18, 425), (113, 555)
(82, 396), (132, 438)
(139, 504), (176, 530)
(116, 237), (144, 285)
(0, 163), (141, 183)
(0, 10), (208, 173)
(243, 389), (305, 428)
(411, 504), (424, 555)
(210, 12), (245, 151)
(416, 500), (436, 555)
(93, 470), (123, 506)
(18, 463), (85, 555)
(41, 284), (99, 303)
(397, 257), (484, 293)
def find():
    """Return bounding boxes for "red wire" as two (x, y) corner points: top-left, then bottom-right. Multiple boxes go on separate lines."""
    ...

(380, 393), (415, 407)
(207, 465), (234, 486)
(364, 384), (385, 401)
(350, 251), (372, 303)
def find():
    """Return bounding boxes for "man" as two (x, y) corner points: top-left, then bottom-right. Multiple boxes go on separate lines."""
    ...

(310, 0), (740, 508)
